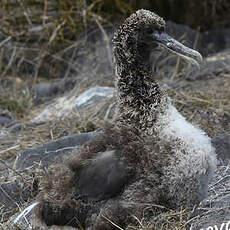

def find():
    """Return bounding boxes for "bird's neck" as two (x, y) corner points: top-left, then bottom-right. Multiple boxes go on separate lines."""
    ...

(114, 61), (169, 136)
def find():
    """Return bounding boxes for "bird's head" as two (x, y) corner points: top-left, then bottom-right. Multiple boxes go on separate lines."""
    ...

(113, 9), (202, 67)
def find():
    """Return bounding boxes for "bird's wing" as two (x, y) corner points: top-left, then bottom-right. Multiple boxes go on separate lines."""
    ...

(76, 150), (133, 201)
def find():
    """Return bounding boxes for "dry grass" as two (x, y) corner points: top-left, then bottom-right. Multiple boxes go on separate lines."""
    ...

(0, 73), (229, 229)
(169, 75), (230, 137)
(0, 0), (132, 80)
(0, 77), (34, 120)
(0, 0), (229, 82)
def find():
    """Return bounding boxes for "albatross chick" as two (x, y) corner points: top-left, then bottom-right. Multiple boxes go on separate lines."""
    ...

(34, 9), (217, 230)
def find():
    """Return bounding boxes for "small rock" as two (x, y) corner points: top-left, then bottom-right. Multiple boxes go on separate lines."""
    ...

(15, 131), (101, 171)
(0, 129), (8, 135)
(0, 182), (25, 208)
(32, 78), (77, 104)
(0, 108), (15, 127)
(186, 51), (230, 81)
(75, 86), (115, 108)
(31, 86), (115, 122)
(212, 132), (230, 165)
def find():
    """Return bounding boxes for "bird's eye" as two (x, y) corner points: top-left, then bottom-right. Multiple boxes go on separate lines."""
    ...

(146, 27), (154, 34)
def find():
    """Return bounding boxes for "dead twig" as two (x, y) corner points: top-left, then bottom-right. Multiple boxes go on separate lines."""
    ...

(0, 159), (27, 185)
(1, 46), (17, 77)
(94, 16), (113, 68)
(42, 0), (48, 26)
(0, 36), (11, 48)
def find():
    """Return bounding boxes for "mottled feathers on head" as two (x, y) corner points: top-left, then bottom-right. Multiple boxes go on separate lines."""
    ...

(113, 9), (165, 44)
(130, 9), (165, 29)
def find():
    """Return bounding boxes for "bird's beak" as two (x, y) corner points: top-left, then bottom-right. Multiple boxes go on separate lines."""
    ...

(153, 31), (203, 67)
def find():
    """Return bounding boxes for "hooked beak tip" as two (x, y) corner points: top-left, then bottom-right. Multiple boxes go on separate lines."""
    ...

(155, 32), (203, 67)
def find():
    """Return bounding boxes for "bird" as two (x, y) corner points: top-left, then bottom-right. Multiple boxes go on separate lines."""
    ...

(34, 9), (217, 230)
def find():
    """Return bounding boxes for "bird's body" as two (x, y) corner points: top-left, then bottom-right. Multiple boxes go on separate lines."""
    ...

(34, 10), (217, 230)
